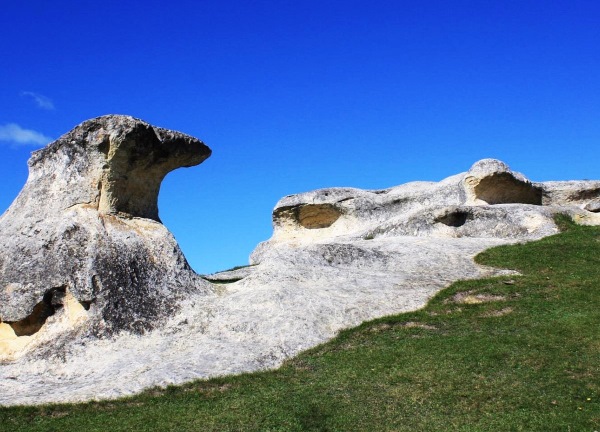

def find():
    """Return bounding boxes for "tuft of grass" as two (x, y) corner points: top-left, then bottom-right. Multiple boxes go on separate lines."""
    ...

(1, 223), (599, 431)
(553, 213), (577, 233)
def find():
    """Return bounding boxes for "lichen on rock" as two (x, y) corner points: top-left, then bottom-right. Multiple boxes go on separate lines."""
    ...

(0, 115), (213, 357)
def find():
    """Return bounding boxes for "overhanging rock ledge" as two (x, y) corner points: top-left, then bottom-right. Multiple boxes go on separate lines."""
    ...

(0, 115), (212, 359)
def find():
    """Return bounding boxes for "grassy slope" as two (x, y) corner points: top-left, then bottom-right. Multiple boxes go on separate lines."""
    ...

(1, 219), (599, 431)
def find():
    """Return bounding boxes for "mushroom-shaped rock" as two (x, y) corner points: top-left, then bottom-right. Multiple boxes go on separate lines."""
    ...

(0, 115), (212, 356)
(24, 115), (210, 221)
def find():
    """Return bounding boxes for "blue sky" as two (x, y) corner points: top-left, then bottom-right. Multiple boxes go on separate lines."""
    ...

(1, 1), (599, 274)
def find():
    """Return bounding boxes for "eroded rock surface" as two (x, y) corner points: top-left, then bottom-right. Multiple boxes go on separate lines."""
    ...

(1, 146), (599, 406)
(251, 159), (600, 263)
(0, 115), (212, 360)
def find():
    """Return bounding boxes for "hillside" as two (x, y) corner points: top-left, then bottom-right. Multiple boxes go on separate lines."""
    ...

(1, 116), (599, 407)
(1, 219), (598, 431)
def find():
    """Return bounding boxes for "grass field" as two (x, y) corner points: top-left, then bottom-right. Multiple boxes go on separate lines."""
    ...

(1, 217), (599, 431)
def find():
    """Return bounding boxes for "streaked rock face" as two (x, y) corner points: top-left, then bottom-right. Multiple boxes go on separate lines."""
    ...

(0, 115), (212, 358)
(1, 130), (599, 407)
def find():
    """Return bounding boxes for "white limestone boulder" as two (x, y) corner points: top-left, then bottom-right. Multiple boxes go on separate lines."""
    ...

(0, 115), (213, 361)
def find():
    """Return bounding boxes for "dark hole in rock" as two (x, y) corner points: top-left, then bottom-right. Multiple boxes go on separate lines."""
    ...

(475, 173), (542, 205)
(274, 204), (342, 229)
(80, 301), (92, 311)
(6, 287), (65, 336)
(391, 198), (409, 206)
(569, 188), (600, 201)
(297, 204), (341, 229)
(436, 211), (470, 227)
(97, 138), (110, 155)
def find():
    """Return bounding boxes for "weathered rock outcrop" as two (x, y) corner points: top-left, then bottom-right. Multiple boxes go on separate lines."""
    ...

(251, 159), (600, 264)
(463, 159), (543, 205)
(1, 135), (599, 406)
(0, 115), (212, 360)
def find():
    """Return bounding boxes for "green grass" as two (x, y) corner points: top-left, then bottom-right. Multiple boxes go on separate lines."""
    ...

(2, 218), (599, 431)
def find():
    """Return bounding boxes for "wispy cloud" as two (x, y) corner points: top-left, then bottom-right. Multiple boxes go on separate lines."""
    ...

(21, 91), (55, 110)
(0, 123), (52, 147)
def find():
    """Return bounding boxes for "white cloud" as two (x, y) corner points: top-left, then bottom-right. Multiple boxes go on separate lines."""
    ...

(0, 123), (52, 147)
(21, 91), (55, 110)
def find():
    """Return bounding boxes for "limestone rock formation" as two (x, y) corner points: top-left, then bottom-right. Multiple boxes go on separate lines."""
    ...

(0, 115), (212, 360)
(251, 158), (599, 265)
(1, 130), (599, 406)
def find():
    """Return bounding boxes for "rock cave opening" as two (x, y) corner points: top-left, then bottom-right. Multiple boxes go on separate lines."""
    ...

(436, 211), (470, 227)
(568, 187), (600, 201)
(273, 204), (342, 229)
(5, 287), (65, 336)
(297, 204), (342, 229)
(474, 173), (542, 205)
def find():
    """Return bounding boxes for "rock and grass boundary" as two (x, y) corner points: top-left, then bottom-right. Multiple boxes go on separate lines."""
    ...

(1, 218), (599, 431)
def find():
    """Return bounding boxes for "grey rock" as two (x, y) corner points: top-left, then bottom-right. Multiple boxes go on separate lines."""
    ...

(537, 181), (600, 206)
(462, 158), (543, 205)
(584, 200), (600, 213)
(0, 115), (212, 344)
(1, 148), (600, 406)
